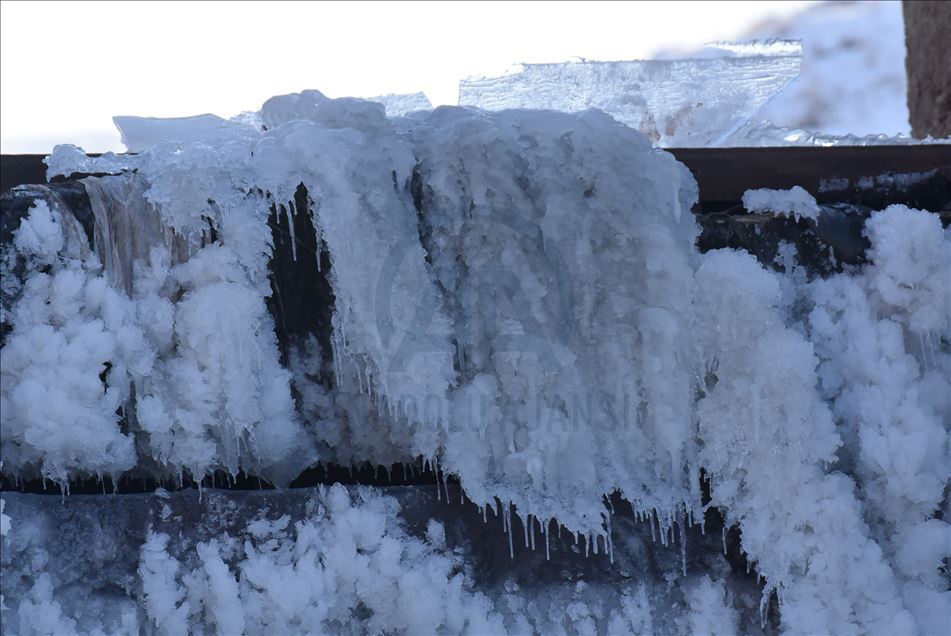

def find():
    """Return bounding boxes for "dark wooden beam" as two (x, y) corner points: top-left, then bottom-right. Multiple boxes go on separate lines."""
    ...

(668, 145), (951, 210)
(4, 145), (950, 210)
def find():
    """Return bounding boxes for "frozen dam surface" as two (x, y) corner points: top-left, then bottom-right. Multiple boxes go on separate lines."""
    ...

(1, 91), (949, 634)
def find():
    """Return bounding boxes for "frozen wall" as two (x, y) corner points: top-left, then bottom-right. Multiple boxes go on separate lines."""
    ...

(1, 93), (948, 633)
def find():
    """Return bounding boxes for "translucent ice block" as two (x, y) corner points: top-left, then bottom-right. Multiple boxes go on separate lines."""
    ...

(459, 40), (802, 147)
(368, 91), (433, 115)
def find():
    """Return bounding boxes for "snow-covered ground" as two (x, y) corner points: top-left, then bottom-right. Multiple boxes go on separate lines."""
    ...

(1, 88), (948, 633)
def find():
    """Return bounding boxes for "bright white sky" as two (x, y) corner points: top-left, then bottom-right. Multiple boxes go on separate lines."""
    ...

(1, 0), (817, 153)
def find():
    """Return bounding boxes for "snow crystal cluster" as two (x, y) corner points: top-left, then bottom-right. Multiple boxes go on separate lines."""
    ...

(1, 92), (949, 634)
(742, 185), (820, 221)
(2, 484), (749, 635)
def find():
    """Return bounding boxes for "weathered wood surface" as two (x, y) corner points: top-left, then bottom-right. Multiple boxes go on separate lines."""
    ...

(5, 146), (951, 210)
(904, 0), (951, 139)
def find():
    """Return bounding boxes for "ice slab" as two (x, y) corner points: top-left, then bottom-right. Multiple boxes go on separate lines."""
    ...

(721, 120), (945, 147)
(113, 114), (258, 153)
(459, 41), (802, 147)
(369, 91), (433, 115)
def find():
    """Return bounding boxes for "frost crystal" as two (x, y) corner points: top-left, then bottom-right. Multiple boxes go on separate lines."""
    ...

(742, 185), (821, 221)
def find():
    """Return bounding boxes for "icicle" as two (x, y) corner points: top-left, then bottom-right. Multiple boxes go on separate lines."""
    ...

(312, 208), (324, 273)
(759, 587), (772, 630)
(722, 526), (727, 556)
(530, 516), (536, 552)
(544, 520), (550, 561)
(649, 510), (657, 543)
(606, 514), (614, 564)
(483, 505), (487, 524)
(506, 505), (514, 559)
(285, 203), (298, 261)
(523, 513), (530, 548)
(584, 533), (590, 558)
(680, 514), (687, 577)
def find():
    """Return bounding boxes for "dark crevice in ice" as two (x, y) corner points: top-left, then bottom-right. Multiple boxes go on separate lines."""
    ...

(264, 183), (335, 377)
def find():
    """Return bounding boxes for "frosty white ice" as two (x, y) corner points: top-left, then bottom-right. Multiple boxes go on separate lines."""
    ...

(1, 90), (948, 634)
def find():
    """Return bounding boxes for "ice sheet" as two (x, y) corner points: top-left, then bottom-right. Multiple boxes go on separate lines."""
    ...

(459, 41), (801, 146)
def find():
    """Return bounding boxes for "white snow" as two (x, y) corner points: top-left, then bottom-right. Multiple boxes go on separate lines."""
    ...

(746, 0), (910, 137)
(1, 199), (140, 485)
(803, 205), (951, 634)
(694, 247), (917, 634)
(742, 185), (821, 221)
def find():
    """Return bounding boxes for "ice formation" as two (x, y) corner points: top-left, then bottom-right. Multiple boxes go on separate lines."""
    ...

(1, 485), (766, 634)
(459, 41), (802, 146)
(368, 92), (433, 116)
(804, 205), (951, 635)
(2, 92), (949, 633)
(112, 114), (260, 154)
(408, 107), (700, 535)
(742, 186), (821, 221)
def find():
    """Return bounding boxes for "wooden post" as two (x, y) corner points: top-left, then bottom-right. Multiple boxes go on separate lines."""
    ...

(903, 1), (951, 139)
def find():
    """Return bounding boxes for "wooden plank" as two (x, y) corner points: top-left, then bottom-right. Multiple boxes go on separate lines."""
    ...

(1, 154), (49, 192)
(4, 145), (951, 207)
(667, 145), (951, 207)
